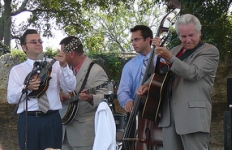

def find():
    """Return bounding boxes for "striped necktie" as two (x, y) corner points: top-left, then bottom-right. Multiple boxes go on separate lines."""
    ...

(38, 94), (49, 113)
(141, 57), (148, 80)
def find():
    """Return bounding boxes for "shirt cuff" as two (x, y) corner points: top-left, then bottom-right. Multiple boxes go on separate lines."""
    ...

(166, 55), (175, 65)
(61, 64), (70, 74)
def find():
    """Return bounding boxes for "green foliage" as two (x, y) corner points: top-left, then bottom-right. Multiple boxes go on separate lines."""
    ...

(178, 0), (232, 62)
(44, 47), (58, 58)
(154, 0), (232, 62)
(8, 48), (123, 81)
(1, 0), (232, 62)
(79, 0), (162, 53)
(88, 52), (123, 81)
(8, 47), (58, 62)
(10, 49), (27, 62)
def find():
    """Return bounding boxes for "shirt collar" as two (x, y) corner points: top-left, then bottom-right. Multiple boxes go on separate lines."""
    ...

(73, 55), (86, 75)
(26, 58), (35, 67)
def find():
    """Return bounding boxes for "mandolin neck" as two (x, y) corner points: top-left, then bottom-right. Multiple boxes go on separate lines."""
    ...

(39, 59), (56, 78)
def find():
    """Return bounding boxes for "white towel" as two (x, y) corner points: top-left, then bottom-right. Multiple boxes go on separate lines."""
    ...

(93, 102), (116, 150)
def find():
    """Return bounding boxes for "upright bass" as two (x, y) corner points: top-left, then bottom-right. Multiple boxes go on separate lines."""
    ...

(122, 0), (181, 149)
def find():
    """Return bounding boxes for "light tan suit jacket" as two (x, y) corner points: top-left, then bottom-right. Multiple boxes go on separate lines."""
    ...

(62, 57), (108, 147)
(159, 43), (219, 134)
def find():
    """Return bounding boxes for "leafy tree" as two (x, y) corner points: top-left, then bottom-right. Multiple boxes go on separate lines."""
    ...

(0, 0), (128, 49)
(1, 0), (232, 61)
(154, 0), (232, 62)
(81, 0), (163, 53)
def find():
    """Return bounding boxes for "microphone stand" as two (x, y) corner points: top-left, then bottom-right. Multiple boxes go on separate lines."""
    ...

(11, 61), (42, 150)
(105, 80), (116, 113)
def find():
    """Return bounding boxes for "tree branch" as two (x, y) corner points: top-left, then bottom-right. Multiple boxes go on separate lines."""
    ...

(11, 0), (29, 16)
(11, 35), (20, 40)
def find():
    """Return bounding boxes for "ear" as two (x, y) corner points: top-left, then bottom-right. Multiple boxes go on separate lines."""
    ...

(70, 51), (75, 58)
(21, 45), (27, 53)
(146, 37), (151, 44)
(199, 30), (202, 37)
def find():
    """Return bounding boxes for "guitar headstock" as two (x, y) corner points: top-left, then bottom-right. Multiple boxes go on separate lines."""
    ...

(63, 38), (81, 52)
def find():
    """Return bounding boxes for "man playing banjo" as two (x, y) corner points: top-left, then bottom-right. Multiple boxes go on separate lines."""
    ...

(59, 36), (109, 150)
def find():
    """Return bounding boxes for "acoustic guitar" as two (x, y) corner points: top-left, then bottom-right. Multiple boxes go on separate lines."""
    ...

(142, 62), (172, 122)
(141, 6), (181, 123)
(60, 81), (114, 125)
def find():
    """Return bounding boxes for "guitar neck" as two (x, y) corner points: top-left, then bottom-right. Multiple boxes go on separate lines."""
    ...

(86, 83), (107, 94)
(68, 82), (108, 103)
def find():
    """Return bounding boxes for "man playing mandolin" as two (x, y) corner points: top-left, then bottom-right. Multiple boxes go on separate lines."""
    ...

(137, 14), (219, 150)
(59, 36), (108, 150)
(7, 29), (76, 150)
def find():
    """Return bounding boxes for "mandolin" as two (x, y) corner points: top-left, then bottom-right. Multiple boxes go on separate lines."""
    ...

(24, 38), (80, 99)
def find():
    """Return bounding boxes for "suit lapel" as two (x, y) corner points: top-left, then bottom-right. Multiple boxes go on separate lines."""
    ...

(172, 45), (183, 57)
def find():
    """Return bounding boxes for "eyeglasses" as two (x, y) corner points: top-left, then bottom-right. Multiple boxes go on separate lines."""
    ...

(130, 38), (144, 43)
(25, 39), (43, 45)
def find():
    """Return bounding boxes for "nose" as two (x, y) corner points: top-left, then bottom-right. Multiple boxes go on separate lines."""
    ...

(185, 36), (191, 43)
(132, 42), (136, 47)
(36, 41), (43, 45)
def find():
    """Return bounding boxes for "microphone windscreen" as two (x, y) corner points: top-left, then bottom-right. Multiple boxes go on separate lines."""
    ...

(37, 53), (44, 61)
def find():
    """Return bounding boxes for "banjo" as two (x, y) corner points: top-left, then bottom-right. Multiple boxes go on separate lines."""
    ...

(59, 81), (114, 125)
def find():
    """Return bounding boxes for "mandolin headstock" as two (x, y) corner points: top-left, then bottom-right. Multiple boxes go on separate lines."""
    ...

(63, 38), (81, 52)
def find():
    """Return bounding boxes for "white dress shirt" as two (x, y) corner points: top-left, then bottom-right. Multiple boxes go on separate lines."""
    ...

(7, 58), (76, 113)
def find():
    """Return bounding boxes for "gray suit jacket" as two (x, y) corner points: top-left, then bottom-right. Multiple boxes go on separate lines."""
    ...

(62, 57), (108, 147)
(159, 43), (219, 134)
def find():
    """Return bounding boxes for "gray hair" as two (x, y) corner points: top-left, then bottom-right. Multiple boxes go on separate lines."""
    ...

(175, 14), (201, 36)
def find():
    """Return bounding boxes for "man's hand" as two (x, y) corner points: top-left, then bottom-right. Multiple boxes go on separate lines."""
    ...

(79, 89), (94, 105)
(136, 84), (149, 97)
(27, 76), (41, 91)
(60, 92), (69, 103)
(152, 37), (161, 47)
(152, 37), (173, 61)
(125, 100), (134, 113)
(54, 51), (67, 68)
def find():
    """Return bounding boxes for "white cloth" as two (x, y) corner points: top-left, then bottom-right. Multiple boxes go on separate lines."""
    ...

(93, 102), (116, 150)
(7, 58), (76, 113)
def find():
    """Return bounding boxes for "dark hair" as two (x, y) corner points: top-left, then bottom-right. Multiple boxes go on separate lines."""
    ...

(20, 29), (38, 45)
(130, 25), (153, 45)
(59, 36), (83, 55)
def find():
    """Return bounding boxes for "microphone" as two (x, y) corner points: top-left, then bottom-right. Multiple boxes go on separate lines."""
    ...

(37, 53), (44, 60)
(23, 54), (45, 92)
(34, 53), (47, 71)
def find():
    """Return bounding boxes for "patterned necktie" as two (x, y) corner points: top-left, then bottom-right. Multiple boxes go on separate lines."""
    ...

(72, 66), (77, 76)
(141, 57), (148, 80)
(38, 94), (49, 113)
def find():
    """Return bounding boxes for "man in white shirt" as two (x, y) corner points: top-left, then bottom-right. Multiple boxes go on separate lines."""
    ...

(7, 29), (76, 150)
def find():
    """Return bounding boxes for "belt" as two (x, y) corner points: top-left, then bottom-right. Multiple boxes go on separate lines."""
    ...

(21, 110), (58, 117)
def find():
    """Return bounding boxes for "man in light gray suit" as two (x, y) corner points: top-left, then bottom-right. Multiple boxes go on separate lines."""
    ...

(59, 36), (108, 150)
(137, 14), (219, 150)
